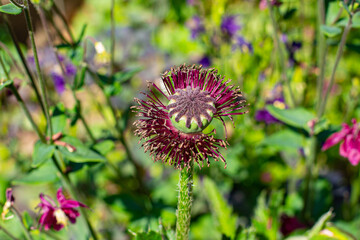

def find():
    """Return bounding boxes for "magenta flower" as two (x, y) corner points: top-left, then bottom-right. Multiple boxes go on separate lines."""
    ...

(133, 64), (248, 169)
(322, 119), (360, 166)
(37, 188), (87, 231)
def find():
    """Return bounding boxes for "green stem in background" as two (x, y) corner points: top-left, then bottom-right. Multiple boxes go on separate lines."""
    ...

(317, 16), (353, 118)
(0, 42), (25, 75)
(267, 0), (296, 107)
(350, 166), (360, 219)
(302, 136), (317, 221)
(37, 6), (96, 143)
(315, 0), (327, 111)
(52, 2), (76, 44)
(0, 55), (45, 142)
(175, 163), (194, 240)
(46, 13), (72, 46)
(52, 154), (98, 240)
(1, 15), (46, 116)
(23, 0), (53, 140)
(78, 107), (96, 143)
(0, 224), (19, 240)
(110, 0), (116, 74)
(11, 207), (33, 240)
(302, 0), (327, 222)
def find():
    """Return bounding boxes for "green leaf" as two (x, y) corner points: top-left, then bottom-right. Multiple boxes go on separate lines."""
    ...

(92, 140), (115, 155)
(307, 209), (333, 238)
(50, 103), (67, 134)
(130, 230), (162, 240)
(12, 162), (59, 185)
(314, 224), (357, 240)
(342, 1), (351, 16)
(0, 80), (13, 91)
(262, 129), (303, 150)
(0, 3), (22, 15)
(326, 2), (342, 25)
(59, 136), (106, 163)
(351, 12), (360, 28)
(320, 25), (342, 37)
(113, 67), (142, 83)
(266, 106), (316, 132)
(76, 24), (87, 45)
(31, 141), (55, 167)
(97, 67), (141, 86)
(22, 211), (34, 230)
(282, 8), (297, 20)
(104, 82), (122, 96)
(204, 177), (237, 239)
(73, 65), (87, 90)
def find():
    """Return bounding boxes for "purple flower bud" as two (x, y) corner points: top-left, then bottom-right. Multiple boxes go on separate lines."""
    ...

(233, 36), (253, 54)
(187, 16), (205, 39)
(221, 15), (241, 38)
(198, 56), (211, 68)
(51, 72), (66, 95)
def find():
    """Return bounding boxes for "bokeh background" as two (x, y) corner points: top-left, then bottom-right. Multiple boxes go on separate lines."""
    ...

(0, 0), (360, 239)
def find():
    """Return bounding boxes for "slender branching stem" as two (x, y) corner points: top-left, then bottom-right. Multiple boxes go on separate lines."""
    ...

(23, 0), (53, 140)
(1, 15), (46, 115)
(0, 42), (24, 75)
(0, 55), (45, 142)
(37, 6), (96, 143)
(317, 17), (352, 118)
(110, 0), (115, 74)
(9, 0), (23, 8)
(267, 0), (296, 107)
(11, 207), (33, 240)
(176, 162), (194, 240)
(52, 2), (76, 44)
(46, 13), (72, 46)
(51, 154), (99, 240)
(87, 69), (147, 192)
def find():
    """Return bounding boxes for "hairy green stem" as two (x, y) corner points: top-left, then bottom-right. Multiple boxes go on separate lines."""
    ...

(0, 224), (19, 240)
(176, 163), (194, 240)
(2, 15), (46, 115)
(23, 0), (53, 140)
(318, 17), (352, 117)
(11, 207), (33, 240)
(0, 55), (45, 142)
(110, 0), (115, 74)
(267, 0), (296, 107)
(37, 6), (96, 143)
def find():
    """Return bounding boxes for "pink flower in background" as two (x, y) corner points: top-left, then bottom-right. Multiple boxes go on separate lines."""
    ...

(37, 188), (87, 231)
(1, 188), (15, 220)
(322, 119), (360, 166)
(259, 0), (282, 10)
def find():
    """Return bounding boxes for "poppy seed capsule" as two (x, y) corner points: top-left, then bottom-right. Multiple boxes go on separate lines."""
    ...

(167, 86), (216, 133)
